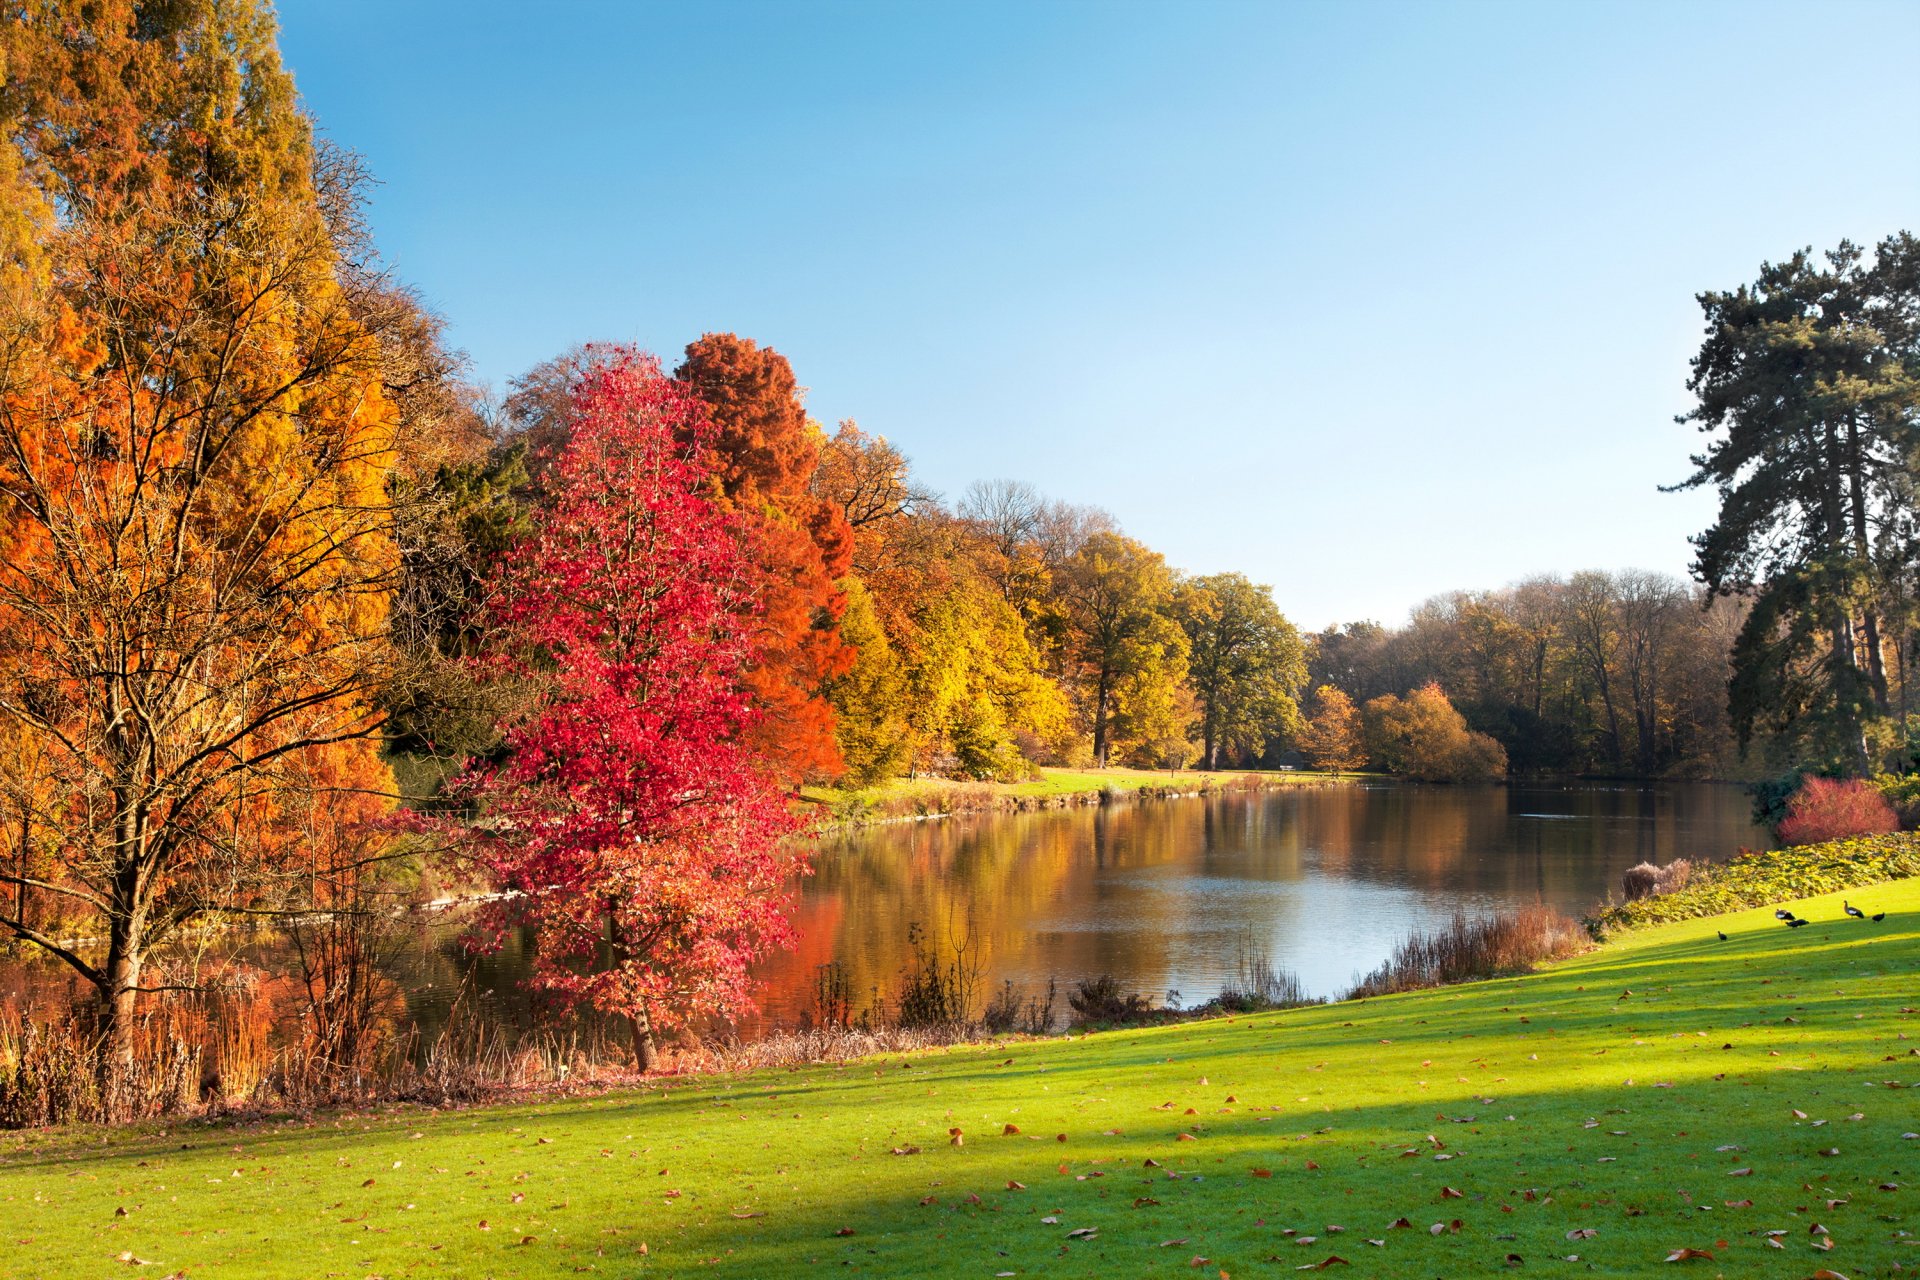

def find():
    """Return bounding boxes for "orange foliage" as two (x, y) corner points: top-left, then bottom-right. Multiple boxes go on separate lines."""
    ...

(676, 334), (855, 782)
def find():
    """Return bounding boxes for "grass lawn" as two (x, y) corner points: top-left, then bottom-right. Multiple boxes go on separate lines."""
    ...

(7, 879), (1917, 1278)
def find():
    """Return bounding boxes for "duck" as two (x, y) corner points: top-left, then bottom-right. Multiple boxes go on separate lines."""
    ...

(1844, 901), (1865, 920)
(1775, 908), (1797, 921)
(1786, 918), (1810, 928)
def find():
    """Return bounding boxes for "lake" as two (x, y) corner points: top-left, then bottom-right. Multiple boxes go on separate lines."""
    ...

(0, 779), (1773, 1045)
(744, 779), (1769, 1027)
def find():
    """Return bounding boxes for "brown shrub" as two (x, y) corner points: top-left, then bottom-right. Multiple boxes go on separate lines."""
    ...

(1346, 904), (1587, 999)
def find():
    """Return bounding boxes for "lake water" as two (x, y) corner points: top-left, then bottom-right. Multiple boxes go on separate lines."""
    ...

(0, 780), (1773, 1044)
(743, 780), (1769, 1026)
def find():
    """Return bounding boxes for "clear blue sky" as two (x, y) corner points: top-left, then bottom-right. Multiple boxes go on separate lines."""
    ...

(277, 0), (1920, 630)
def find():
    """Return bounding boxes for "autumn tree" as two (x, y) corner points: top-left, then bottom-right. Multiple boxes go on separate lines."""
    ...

(1055, 532), (1188, 767)
(1297, 686), (1367, 772)
(0, 1), (411, 1096)
(459, 350), (803, 1068)
(1362, 684), (1507, 781)
(676, 334), (855, 782)
(823, 579), (911, 786)
(1173, 573), (1307, 768)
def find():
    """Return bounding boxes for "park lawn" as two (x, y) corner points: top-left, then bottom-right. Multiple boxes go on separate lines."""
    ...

(5, 880), (1918, 1279)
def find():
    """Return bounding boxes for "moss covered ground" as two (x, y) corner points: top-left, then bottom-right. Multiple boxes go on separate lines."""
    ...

(5, 878), (1917, 1278)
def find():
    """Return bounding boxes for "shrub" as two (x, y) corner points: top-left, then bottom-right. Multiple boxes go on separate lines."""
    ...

(1621, 858), (1692, 901)
(1345, 905), (1586, 999)
(1215, 928), (1323, 1011)
(1065, 975), (1155, 1026)
(1873, 772), (1920, 830)
(1586, 831), (1920, 937)
(1776, 776), (1899, 846)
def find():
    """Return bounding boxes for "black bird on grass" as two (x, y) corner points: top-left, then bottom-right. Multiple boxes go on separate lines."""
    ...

(1844, 901), (1865, 920)
(1872, 911), (1886, 922)
(1786, 918), (1810, 928)
(1775, 908), (1797, 921)
(1717, 930), (1728, 941)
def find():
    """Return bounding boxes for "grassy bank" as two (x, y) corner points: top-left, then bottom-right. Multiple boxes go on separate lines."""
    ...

(8, 873), (1917, 1277)
(804, 765), (1362, 826)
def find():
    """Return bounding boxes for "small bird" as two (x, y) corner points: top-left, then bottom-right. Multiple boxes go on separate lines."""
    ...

(1872, 911), (1886, 922)
(1786, 918), (1810, 928)
(1717, 930), (1729, 941)
(1775, 908), (1797, 921)
(1844, 901), (1865, 920)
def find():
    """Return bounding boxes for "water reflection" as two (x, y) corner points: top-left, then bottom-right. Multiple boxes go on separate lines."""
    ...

(0, 781), (1771, 1046)
(746, 781), (1768, 1024)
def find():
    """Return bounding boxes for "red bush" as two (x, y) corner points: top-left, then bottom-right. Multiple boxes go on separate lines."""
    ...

(1775, 776), (1899, 846)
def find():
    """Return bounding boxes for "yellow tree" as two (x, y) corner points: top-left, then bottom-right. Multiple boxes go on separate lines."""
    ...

(0, 2), (406, 1095)
(1055, 532), (1188, 767)
(1297, 685), (1367, 772)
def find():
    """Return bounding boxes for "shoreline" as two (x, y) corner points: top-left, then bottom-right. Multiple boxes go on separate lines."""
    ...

(802, 766), (1366, 830)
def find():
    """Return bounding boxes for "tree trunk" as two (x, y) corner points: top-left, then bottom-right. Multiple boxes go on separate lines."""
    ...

(627, 1007), (658, 1072)
(1092, 666), (1112, 767)
(1844, 412), (1890, 710)
(97, 914), (144, 1117)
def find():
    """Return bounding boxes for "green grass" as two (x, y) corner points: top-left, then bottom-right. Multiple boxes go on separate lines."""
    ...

(7, 879), (1918, 1278)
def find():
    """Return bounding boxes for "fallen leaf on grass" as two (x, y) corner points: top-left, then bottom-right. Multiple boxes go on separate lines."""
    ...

(1725, 1199), (1753, 1209)
(1157, 1238), (1190, 1247)
(1388, 1217), (1413, 1229)
(1133, 1198), (1161, 1208)
(1007, 1180), (1026, 1190)
(1250, 1168), (1273, 1178)
(1066, 1227), (1098, 1240)
(1440, 1187), (1464, 1199)
(833, 1228), (855, 1237)
(1566, 1229), (1597, 1240)
(1002, 1123), (1020, 1135)
(889, 1146), (921, 1156)
(1664, 1247), (1714, 1261)
(1728, 1167), (1753, 1176)
(729, 1211), (764, 1219)
(1295, 1257), (1348, 1270)
(114, 1254), (154, 1267)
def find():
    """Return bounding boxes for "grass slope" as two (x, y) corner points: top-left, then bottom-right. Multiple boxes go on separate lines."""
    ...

(7, 881), (1918, 1279)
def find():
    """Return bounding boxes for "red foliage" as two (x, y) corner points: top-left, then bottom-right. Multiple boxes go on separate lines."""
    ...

(1775, 776), (1899, 846)
(676, 334), (854, 782)
(458, 348), (807, 1058)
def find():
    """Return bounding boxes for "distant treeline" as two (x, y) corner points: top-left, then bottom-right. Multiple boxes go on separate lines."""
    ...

(1305, 573), (1747, 777)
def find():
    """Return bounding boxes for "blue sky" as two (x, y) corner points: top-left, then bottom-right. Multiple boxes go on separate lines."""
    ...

(277, 0), (1920, 629)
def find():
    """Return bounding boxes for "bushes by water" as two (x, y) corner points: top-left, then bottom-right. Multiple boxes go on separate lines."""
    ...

(1776, 776), (1900, 845)
(1587, 831), (1920, 937)
(1344, 904), (1588, 999)
(1621, 857), (1692, 901)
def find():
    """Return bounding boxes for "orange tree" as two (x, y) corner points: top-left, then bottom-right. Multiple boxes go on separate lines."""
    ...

(0, 1), (406, 1099)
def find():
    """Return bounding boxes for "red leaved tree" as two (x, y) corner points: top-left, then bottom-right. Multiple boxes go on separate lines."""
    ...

(460, 348), (806, 1069)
